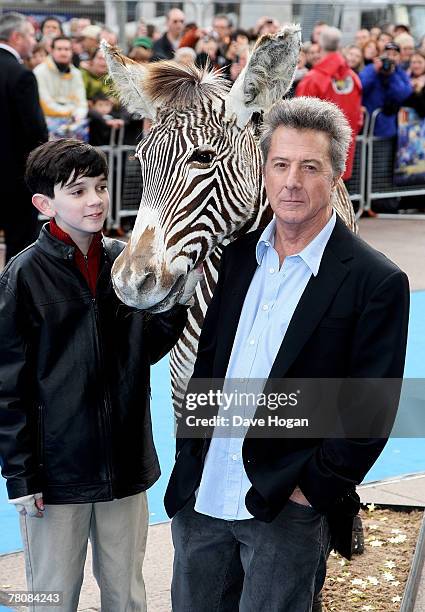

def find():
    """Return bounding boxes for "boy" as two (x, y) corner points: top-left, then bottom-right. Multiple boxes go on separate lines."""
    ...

(0, 139), (189, 611)
(88, 92), (124, 146)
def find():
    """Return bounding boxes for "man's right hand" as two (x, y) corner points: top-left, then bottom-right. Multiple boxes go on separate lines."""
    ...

(8, 493), (44, 518)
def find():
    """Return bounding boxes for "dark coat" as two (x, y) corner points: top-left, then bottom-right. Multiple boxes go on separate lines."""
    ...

(0, 47), (48, 259)
(165, 217), (410, 559)
(0, 48), (47, 186)
(0, 226), (188, 503)
(152, 33), (175, 61)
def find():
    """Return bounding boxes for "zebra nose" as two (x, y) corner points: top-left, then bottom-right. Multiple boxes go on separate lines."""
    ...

(136, 271), (157, 293)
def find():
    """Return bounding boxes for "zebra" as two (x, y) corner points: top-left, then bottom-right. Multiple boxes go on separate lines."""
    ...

(102, 27), (357, 411)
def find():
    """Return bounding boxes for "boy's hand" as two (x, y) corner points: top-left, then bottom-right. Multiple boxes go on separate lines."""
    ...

(9, 493), (44, 518)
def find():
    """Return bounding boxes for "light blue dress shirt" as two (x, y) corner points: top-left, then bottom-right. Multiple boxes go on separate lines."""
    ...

(194, 211), (337, 520)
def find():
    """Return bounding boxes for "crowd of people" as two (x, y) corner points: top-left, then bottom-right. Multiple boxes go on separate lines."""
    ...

(1, 9), (425, 258)
(14, 11), (425, 145)
(2, 10), (425, 140)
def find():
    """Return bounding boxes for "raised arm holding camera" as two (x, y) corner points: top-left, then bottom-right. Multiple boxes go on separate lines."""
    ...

(360, 41), (413, 137)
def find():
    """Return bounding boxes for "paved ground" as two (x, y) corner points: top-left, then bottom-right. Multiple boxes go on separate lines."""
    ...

(0, 216), (424, 610)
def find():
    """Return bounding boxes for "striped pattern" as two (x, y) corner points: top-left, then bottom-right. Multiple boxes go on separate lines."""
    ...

(143, 113), (357, 411)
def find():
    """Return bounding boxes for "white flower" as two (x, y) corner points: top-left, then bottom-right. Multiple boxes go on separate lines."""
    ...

(338, 559), (346, 566)
(351, 578), (367, 587)
(391, 528), (402, 534)
(367, 503), (376, 512)
(391, 580), (401, 587)
(383, 572), (395, 582)
(369, 539), (384, 547)
(392, 596), (402, 603)
(367, 576), (379, 585)
(388, 534), (407, 544)
(368, 524), (379, 530)
(384, 560), (396, 569)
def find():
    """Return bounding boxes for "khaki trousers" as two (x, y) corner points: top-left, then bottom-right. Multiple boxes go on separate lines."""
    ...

(20, 492), (148, 612)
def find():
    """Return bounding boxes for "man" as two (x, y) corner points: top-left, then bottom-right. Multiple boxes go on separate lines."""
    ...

(152, 8), (185, 61)
(34, 35), (88, 138)
(311, 21), (327, 44)
(0, 12), (48, 261)
(165, 97), (409, 611)
(39, 16), (63, 53)
(394, 33), (415, 71)
(354, 28), (370, 48)
(304, 41), (321, 69)
(360, 41), (412, 137)
(80, 24), (101, 63)
(296, 27), (362, 181)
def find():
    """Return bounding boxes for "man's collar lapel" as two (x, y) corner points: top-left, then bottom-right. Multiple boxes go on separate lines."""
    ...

(214, 234), (259, 377)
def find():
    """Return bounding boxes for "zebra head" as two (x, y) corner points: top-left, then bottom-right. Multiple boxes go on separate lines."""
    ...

(103, 27), (301, 311)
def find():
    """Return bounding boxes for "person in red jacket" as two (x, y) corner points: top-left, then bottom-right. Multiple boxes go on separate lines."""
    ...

(296, 26), (363, 180)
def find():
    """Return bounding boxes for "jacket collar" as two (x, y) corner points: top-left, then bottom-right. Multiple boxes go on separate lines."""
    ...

(0, 43), (22, 63)
(36, 223), (112, 262)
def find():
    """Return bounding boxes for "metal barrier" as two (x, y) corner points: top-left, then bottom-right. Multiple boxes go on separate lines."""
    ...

(42, 106), (425, 228)
(108, 124), (370, 228)
(346, 111), (369, 219)
(364, 108), (425, 219)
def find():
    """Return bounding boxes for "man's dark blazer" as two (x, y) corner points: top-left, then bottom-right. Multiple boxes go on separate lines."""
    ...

(164, 216), (410, 559)
(0, 47), (48, 258)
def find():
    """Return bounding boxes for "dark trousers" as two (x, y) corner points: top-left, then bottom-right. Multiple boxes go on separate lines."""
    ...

(171, 498), (331, 612)
(1, 183), (38, 262)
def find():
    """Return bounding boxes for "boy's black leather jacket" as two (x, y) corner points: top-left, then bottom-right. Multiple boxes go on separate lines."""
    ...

(0, 226), (188, 503)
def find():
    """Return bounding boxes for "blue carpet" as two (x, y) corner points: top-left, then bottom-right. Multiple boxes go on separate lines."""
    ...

(1, 291), (424, 554)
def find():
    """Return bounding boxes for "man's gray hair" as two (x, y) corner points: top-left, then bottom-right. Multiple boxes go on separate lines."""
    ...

(0, 12), (28, 42)
(319, 26), (342, 52)
(260, 97), (352, 177)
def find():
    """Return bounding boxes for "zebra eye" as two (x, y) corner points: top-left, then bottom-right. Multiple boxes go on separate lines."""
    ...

(189, 148), (216, 165)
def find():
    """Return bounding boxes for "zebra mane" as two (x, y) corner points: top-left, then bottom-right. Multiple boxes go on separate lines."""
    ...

(143, 61), (230, 110)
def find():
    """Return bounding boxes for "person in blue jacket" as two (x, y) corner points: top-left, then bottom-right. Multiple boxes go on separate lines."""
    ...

(360, 42), (413, 137)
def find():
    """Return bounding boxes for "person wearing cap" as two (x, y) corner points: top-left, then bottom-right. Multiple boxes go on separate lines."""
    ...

(80, 24), (101, 61)
(128, 36), (153, 64)
(360, 41), (412, 137)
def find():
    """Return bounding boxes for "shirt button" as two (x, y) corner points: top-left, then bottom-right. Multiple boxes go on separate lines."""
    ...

(264, 241), (270, 247)
(249, 339), (255, 345)
(262, 304), (269, 311)
(232, 454), (238, 461)
(269, 267), (275, 274)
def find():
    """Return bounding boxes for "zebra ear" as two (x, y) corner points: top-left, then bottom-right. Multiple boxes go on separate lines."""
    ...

(224, 25), (302, 128)
(101, 40), (156, 120)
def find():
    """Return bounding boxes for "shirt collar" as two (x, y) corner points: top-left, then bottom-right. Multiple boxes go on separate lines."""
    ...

(256, 210), (336, 276)
(0, 43), (22, 63)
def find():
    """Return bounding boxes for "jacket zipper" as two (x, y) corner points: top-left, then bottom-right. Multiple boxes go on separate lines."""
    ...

(91, 297), (114, 494)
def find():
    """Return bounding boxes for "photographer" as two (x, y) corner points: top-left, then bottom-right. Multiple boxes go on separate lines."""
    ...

(360, 42), (412, 137)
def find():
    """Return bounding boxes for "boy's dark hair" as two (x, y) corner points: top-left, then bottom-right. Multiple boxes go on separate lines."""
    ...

(25, 139), (108, 198)
(92, 92), (110, 103)
(51, 35), (71, 49)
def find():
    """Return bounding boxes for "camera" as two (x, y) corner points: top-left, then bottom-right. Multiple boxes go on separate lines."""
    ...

(380, 56), (395, 73)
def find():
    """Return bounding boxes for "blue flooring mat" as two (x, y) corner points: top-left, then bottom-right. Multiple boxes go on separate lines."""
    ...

(1, 291), (424, 554)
